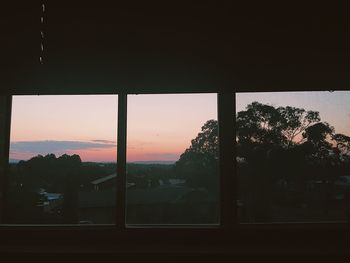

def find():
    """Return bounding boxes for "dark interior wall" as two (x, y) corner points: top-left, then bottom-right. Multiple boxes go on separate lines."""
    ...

(1, 2), (231, 94)
(2, 3), (349, 95)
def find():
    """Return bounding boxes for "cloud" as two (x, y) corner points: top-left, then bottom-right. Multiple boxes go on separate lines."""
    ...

(10, 140), (116, 155)
(91, 140), (116, 144)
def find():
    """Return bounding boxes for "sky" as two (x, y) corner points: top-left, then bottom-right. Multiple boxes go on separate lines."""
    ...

(9, 94), (217, 162)
(127, 94), (217, 162)
(10, 95), (118, 162)
(236, 91), (350, 137)
(9, 92), (350, 163)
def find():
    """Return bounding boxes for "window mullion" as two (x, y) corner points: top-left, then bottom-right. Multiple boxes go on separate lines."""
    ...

(0, 96), (12, 224)
(116, 94), (127, 229)
(218, 92), (236, 229)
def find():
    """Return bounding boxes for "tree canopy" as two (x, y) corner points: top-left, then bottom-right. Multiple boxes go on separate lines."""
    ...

(175, 101), (350, 198)
(15, 153), (82, 192)
(175, 119), (219, 192)
(173, 101), (350, 222)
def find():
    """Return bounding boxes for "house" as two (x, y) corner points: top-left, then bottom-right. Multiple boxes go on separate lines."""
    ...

(90, 173), (135, 191)
(91, 173), (117, 191)
(34, 188), (63, 214)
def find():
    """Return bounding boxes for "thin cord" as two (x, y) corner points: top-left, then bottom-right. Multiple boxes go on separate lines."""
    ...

(39, 3), (46, 64)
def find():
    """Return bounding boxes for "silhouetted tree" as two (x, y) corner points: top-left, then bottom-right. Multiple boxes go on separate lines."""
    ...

(333, 133), (350, 156)
(236, 102), (321, 156)
(175, 120), (219, 193)
(236, 102), (350, 221)
(175, 102), (350, 221)
(6, 153), (82, 223)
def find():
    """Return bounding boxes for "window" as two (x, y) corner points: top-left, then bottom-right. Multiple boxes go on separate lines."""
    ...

(2, 93), (223, 227)
(126, 94), (219, 225)
(5, 95), (118, 224)
(236, 91), (350, 223)
(3, 91), (350, 227)
(1, 90), (350, 242)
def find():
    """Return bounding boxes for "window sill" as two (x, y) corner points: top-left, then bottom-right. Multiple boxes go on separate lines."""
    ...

(1, 223), (350, 254)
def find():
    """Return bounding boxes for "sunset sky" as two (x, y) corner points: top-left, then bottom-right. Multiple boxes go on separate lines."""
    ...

(127, 94), (217, 162)
(9, 92), (350, 162)
(9, 94), (217, 162)
(10, 95), (118, 162)
(236, 91), (350, 137)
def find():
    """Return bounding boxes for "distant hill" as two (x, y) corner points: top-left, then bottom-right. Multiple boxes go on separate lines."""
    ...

(9, 159), (21, 163)
(130, 160), (176, 165)
(9, 159), (176, 165)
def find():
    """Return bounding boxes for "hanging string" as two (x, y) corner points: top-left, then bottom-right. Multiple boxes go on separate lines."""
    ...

(39, 2), (46, 64)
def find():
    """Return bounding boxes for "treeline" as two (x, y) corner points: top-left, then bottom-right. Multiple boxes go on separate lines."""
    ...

(174, 101), (350, 191)
(8, 154), (116, 193)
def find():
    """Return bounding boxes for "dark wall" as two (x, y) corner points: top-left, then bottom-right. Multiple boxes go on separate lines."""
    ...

(2, 3), (349, 94)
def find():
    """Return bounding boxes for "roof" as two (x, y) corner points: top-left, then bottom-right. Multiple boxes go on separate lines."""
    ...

(91, 173), (117, 185)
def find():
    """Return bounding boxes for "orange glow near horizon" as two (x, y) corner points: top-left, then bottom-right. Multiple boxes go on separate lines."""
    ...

(67, 147), (117, 162)
(10, 144), (117, 163)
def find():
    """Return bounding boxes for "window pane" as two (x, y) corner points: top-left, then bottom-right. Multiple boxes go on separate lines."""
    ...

(236, 91), (350, 223)
(6, 95), (117, 224)
(126, 94), (219, 225)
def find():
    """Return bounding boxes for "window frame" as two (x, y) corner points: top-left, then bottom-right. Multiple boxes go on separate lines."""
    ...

(2, 91), (350, 253)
